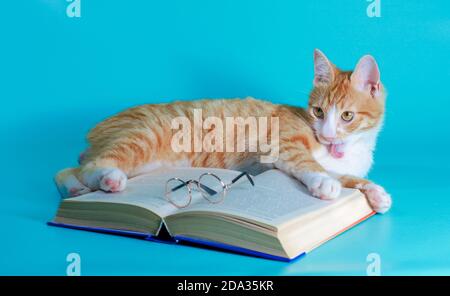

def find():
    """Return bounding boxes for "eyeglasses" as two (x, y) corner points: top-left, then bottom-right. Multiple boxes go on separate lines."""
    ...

(165, 171), (255, 208)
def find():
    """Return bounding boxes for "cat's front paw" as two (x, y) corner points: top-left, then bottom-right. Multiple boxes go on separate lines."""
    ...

(362, 183), (392, 214)
(99, 169), (127, 193)
(300, 172), (342, 200)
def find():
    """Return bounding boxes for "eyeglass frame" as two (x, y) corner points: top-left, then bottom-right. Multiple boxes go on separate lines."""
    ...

(164, 171), (255, 208)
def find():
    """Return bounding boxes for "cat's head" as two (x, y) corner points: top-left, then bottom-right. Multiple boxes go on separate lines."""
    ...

(308, 49), (386, 158)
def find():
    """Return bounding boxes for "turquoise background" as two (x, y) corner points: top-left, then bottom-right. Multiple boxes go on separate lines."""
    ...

(1, 0), (449, 275)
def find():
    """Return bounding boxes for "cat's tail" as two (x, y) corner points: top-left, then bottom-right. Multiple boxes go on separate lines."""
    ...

(54, 167), (91, 198)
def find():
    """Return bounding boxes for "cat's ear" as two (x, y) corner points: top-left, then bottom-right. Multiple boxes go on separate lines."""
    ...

(351, 55), (381, 98)
(313, 49), (335, 86)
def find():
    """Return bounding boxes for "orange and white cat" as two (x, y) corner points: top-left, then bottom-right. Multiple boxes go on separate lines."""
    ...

(56, 49), (392, 213)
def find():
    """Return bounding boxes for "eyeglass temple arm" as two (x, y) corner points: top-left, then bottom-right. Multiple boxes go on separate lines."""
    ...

(231, 172), (255, 186)
(170, 182), (188, 192)
(170, 180), (218, 195)
(192, 180), (218, 195)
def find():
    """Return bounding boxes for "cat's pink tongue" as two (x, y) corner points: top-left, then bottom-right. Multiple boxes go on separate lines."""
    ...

(329, 143), (345, 159)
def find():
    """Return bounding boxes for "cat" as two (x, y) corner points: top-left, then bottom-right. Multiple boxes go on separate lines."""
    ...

(56, 49), (392, 213)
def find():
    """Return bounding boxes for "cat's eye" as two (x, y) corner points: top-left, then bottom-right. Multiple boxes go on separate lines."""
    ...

(341, 111), (354, 122)
(312, 107), (324, 119)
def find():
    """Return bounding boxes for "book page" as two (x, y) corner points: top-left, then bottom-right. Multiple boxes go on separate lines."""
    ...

(177, 169), (360, 227)
(64, 167), (243, 218)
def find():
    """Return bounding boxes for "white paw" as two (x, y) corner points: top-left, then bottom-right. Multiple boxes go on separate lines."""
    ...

(68, 185), (91, 197)
(55, 170), (91, 198)
(300, 172), (342, 200)
(99, 169), (127, 193)
(363, 183), (392, 214)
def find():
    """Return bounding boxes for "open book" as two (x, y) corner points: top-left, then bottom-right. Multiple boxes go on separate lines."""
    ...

(50, 168), (374, 261)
